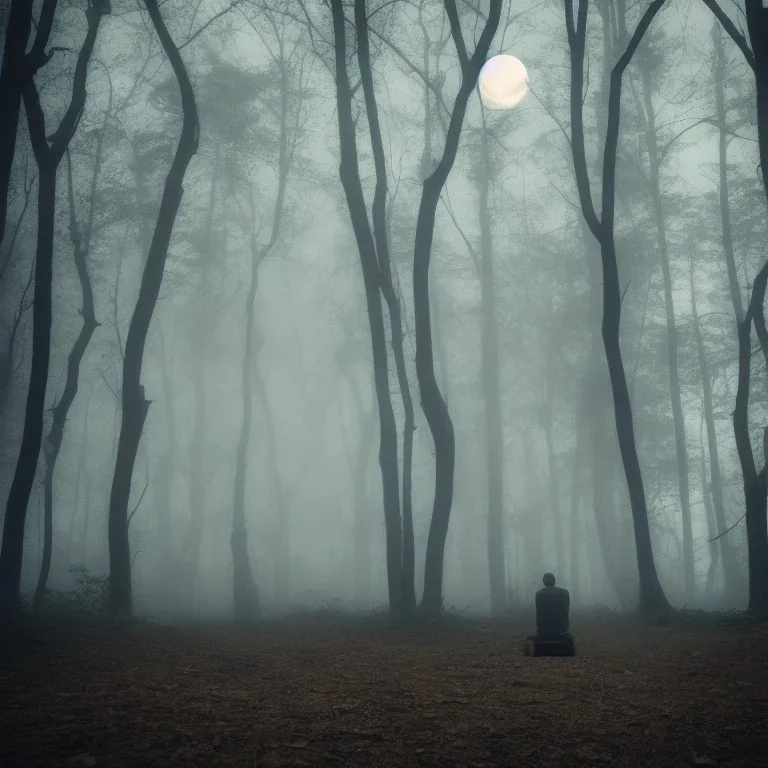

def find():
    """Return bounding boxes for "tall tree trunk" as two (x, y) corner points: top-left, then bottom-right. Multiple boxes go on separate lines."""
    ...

(232, 245), (261, 622)
(476, 105), (507, 616)
(355, 0), (416, 615)
(0, 1), (107, 615)
(543, 336), (565, 578)
(186, 156), (218, 612)
(733, 263), (768, 614)
(711, 24), (745, 324)
(32, 144), (102, 611)
(569, 404), (584, 596)
(564, 0), (671, 617)
(329, 0), (402, 617)
(231, 55), (291, 622)
(581, 224), (631, 605)
(107, 0), (198, 616)
(738, 1), (767, 208)
(353, 392), (376, 605)
(79, 390), (93, 567)
(699, 421), (718, 600)
(253, 360), (290, 602)
(154, 321), (175, 584)
(185, 356), (205, 611)
(0, 0), (38, 248)
(704, 0), (768, 612)
(689, 252), (743, 595)
(416, 0), (502, 618)
(702, 1), (768, 347)
(637, 60), (695, 599)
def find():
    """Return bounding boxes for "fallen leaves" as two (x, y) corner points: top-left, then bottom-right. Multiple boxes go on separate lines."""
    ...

(1, 618), (766, 767)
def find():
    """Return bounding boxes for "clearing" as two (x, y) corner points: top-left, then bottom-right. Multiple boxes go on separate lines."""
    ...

(1, 615), (766, 767)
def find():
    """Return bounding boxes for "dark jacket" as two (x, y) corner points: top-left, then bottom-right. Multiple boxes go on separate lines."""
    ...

(535, 585), (570, 637)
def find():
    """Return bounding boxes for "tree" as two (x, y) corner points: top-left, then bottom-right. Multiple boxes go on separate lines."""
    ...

(472, 100), (508, 616)
(689, 250), (743, 596)
(230, 11), (306, 620)
(0, 0), (109, 616)
(32, 131), (105, 611)
(632, 41), (695, 599)
(702, 0), (768, 613)
(564, 0), (671, 617)
(415, 0), (502, 617)
(329, 0), (404, 617)
(355, 0), (418, 616)
(0, 0), (38, 248)
(107, 0), (199, 616)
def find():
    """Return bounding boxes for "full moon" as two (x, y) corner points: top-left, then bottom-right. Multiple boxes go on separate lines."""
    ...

(478, 54), (529, 110)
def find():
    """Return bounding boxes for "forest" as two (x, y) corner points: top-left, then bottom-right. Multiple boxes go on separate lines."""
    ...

(1, 1), (768, 766)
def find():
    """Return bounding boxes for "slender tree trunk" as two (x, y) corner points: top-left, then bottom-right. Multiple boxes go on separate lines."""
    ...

(705, 2), (768, 612)
(185, 359), (205, 611)
(476, 106), (507, 616)
(689, 253), (743, 595)
(581, 224), (632, 605)
(107, 0), (198, 616)
(186, 157), (218, 612)
(32, 147), (101, 611)
(253, 360), (290, 602)
(330, 0), (402, 617)
(416, 0), (502, 618)
(0, 170), (53, 613)
(569, 405), (584, 596)
(705, 2), (768, 353)
(543, 345), (565, 578)
(352, 396), (376, 605)
(565, 0), (671, 617)
(231, 55), (292, 622)
(733, 262), (768, 614)
(231, 247), (261, 622)
(0, 0), (34, 248)
(711, 25), (745, 324)
(699, 425), (718, 600)
(340, 370), (377, 605)
(78, 391), (92, 566)
(638, 62), (695, 599)
(744, 2), (768, 209)
(0, 0), (107, 617)
(354, 0), (416, 615)
(154, 322), (175, 583)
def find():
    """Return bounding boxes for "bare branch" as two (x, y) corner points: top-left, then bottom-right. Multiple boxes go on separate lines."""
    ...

(700, 0), (756, 71)
(178, 0), (245, 50)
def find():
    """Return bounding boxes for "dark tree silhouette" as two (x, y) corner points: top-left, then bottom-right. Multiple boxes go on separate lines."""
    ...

(416, 0), (502, 618)
(0, 0), (109, 617)
(702, 0), (768, 613)
(564, 0), (671, 617)
(354, 0), (417, 615)
(329, 0), (403, 617)
(32, 138), (104, 612)
(107, 0), (199, 616)
(0, 0), (42, 248)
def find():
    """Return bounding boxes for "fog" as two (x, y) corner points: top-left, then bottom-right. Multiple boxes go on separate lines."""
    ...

(0, 0), (764, 624)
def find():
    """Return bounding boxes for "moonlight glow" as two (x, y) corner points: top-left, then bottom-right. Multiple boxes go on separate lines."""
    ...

(478, 54), (529, 110)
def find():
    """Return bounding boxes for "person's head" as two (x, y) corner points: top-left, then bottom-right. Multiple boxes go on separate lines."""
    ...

(542, 573), (556, 587)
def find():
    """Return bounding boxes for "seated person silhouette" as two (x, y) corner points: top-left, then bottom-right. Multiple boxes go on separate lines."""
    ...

(524, 573), (576, 657)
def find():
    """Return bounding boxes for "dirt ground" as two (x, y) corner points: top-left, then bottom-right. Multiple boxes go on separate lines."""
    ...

(1, 614), (767, 768)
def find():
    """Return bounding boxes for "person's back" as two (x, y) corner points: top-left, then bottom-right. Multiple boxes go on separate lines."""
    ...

(535, 573), (570, 638)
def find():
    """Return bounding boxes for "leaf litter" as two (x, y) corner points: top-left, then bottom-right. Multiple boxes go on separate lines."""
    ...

(1, 617), (766, 767)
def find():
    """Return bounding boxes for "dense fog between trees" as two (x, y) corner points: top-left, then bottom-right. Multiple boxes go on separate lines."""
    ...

(0, 0), (766, 624)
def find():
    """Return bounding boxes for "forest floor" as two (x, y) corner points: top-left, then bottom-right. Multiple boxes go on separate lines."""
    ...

(1, 612), (767, 768)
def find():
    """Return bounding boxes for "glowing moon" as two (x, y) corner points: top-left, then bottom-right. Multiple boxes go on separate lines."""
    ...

(478, 55), (529, 110)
